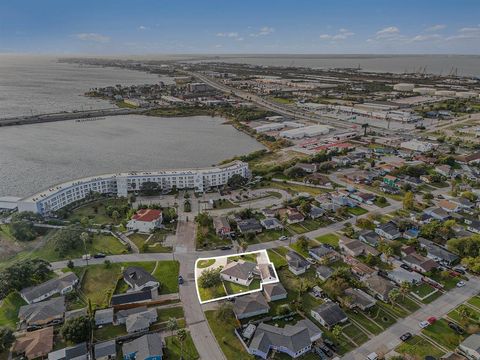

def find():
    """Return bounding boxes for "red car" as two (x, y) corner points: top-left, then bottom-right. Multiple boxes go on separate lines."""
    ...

(427, 316), (437, 324)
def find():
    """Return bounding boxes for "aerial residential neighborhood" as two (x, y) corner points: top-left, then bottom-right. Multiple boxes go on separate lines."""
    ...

(1, 1), (480, 360)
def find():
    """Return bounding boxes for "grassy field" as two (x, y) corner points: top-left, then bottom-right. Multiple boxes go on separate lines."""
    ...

(224, 278), (261, 295)
(267, 249), (288, 268)
(267, 181), (330, 196)
(289, 239), (316, 258)
(315, 233), (340, 247)
(447, 304), (480, 327)
(204, 310), (251, 360)
(212, 199), (238, 210)
(94, 324), (127, 342)
(129, 232), (173, 253)
(79, 264), (121, 308)
(255, 229), (286, 243)
(0, 292), (26, 328)
(67, 198), (128, 225)
(269, 97), (295, 104)
(411, 283), (438, 300)
(467, 295), (480, 309)
(165, 332), (200, 360)
(198, 283), (227, 302)
(197, 259), (215, 268)
(396, 336), (445, 359)
(422, 319), (466, 350)
(347, 206), (369, 216)
(157, 306), (185, 323)
(153, 260), (180, 294)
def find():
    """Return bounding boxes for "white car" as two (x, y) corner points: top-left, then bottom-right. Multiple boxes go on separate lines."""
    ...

(306, 257), (316, 264)
(456, 281), (466, 287)
(419, 321), (430, 329)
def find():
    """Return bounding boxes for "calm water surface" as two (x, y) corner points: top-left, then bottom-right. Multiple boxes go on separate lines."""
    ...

(0, 115), (264, 197)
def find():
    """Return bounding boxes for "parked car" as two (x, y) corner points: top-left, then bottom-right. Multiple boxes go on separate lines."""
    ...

(314, 347), (328, 360)
(427, 316), (437, 324)
(319, 345), (332, 357)
(221, 245), (232, 250)
(178, 275), (184, 285)
(419, 321), (430, 328)
(400, 264), (412, 271)
(448, 322), (464, 334)
(279, 236), (289, 241)
(367, 352), (379, 360)
(456, 280), (466, 287)
(323, 338), (337, 352)
(82, 254), (91, 260)
(400, 332), (412, 341)
(93, 253), (106, 258)
(306, 257), (316, 265)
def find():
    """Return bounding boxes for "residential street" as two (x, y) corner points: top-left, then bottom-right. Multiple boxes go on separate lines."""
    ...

(343, 276), (480, 359)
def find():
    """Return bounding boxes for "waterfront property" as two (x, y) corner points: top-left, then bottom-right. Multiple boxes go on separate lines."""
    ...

(17, 161), (249, 215)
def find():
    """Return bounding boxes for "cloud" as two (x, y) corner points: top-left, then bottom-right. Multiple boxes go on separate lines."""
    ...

(138, 25), (147, 31)
(426, 24), (446, 32)
(216, 32), (239, 38)
(375, 26), (400, 38)
(250, 26), (275, 37)
(75, 33), (110, 43)
(410, 34), (442, 42)
(446, 25), (480, 40)
(319, 28), (355, 41)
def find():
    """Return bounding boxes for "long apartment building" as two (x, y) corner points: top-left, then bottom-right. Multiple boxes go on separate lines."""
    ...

(18, 161), (249, 215)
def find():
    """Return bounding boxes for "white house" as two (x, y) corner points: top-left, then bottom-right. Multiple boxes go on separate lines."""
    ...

(127, 209), (163, 233)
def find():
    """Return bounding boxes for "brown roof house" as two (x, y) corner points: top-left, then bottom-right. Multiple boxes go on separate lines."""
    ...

(13, 326), (54, 360)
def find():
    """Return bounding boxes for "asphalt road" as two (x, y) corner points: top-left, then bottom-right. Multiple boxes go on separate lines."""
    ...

(343, 276), (480, 359)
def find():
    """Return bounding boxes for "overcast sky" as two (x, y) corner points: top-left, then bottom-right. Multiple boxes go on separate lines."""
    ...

(1, 0), (480, 55)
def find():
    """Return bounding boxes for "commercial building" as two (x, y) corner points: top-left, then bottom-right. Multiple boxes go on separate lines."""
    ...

(280, 125), (331, 139)
(18, 161), (249, 215)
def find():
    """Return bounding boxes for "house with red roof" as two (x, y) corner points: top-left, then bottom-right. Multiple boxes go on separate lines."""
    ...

(127, 209), (163, 233)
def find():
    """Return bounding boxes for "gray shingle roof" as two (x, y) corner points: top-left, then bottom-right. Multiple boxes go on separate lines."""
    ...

(110, 289), (152, 306)
(263, 282), (287, 299)
(220, 260), (256, 281)
(123, 267), (158, 289)
(20, 272), (78, 303)
(122, 333), (163, 360)
(312, 302), (347, 327)
(18, 297), (65, 325)
(249, 319), (321, 356)
(233, 292), (270, 317)
(94, 340), (116, 359)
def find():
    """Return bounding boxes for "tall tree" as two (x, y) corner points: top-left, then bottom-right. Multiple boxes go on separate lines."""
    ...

(176, 329), (187, 359)
(0, 327), (15, 352)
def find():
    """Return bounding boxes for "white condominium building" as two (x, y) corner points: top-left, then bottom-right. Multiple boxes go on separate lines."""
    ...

(17, 161), (249, 215)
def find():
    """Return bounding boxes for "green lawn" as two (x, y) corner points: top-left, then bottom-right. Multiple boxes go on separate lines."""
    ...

(447, 304), (480, 326)
(347, 206), (369, 216)
(289, 240), (315, 258)
(153, 260), (180, 294)
(94, 324), (127, 342)
(342, 322), (369, 346)
(204, 310), (252, 360)
(374, 198), (390, 208)
(467, 296), (480, 309)
(255, 229), (286, 243)
(0, 292), (26, 328)
(396, 336), (445, 359)
(411, 283), (438, 300)
(165, 332), (200, 360)
(270, 97), (295, 104)
(197, 259), (215, 268)
(67, 198), (129, 225)
(213, 199), (238, 210)
(80, 264), (121, 308)
(422, 319), (466, 350)
(315, 233), (340, 247)
(198, 283), (227, 302)
(286, 223), (309, 234)
(42, 233), (128, 261)
(157, 306), (184, 323)
(268, 181), (330, 196)
(224, 278), (261, 295)
(267, 249), (288, 268)
(346, 310), (383, 335)
(196, 225), (231, 250)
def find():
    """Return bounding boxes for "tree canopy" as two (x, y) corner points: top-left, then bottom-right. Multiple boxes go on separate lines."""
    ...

(0, 259), (52, 299)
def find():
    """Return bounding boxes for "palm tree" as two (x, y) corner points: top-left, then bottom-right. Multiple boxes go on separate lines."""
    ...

(388, 289), (400, 305)
(399, 281), (411, 301)
(459, 307), (471, 324)
(176, 328), (187, 360)
(166, 317), (178, 336)
(80, 232), (90, 266)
